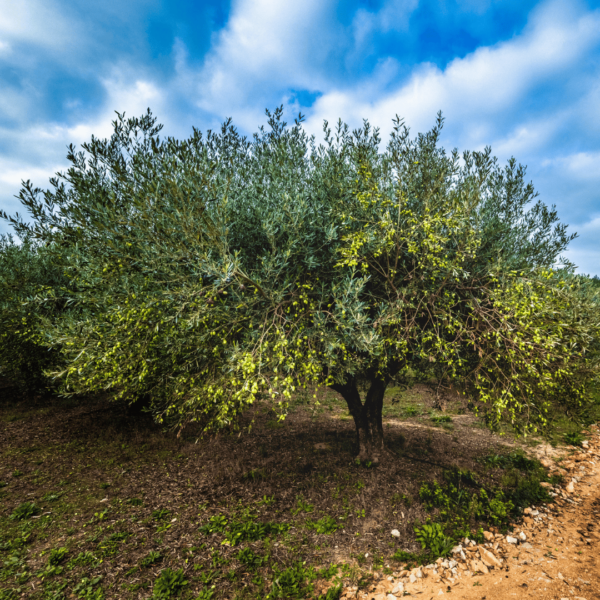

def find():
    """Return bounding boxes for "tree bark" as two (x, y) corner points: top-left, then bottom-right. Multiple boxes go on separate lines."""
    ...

(331, 377), (388, 462)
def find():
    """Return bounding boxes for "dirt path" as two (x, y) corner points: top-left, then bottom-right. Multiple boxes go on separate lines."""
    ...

(341, 424), (600, 600)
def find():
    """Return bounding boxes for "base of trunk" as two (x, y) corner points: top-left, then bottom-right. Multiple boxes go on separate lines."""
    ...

(331, 377), (388, 462)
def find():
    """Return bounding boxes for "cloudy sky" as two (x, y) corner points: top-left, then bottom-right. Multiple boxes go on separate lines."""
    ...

(1, 0), (599, 274)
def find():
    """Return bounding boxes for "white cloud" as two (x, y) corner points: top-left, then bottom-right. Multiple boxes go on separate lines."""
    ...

(190, 0), (341, 129)
(351, 0), (419, 48)
(564, 245), (600, 275)
(0, 0), (74, 53)
(302, 0), (600, 145)
(541, 151), (600, 182)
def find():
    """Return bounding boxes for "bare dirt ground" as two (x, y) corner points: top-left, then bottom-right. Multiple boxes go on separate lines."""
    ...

(343, 424), (600, 600)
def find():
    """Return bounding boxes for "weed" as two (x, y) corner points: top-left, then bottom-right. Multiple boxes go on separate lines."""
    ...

(139, 551), (162, 568)
(267, 561), (317, 599)
(11, 471), (22, 478)
(73, 576), (103, 599)
(291, 496), (314, 515)
(430, 415), (452, 424)
(443, 467), (478, 488)
(89, 508), (109, 524)
(41, 492), (65, 502)
(48, 547), (68, 566)
(68, 552), (100, 569)
(236, 548), (265, 570)
(36, 562), (64, 581)
(564, 432), (585, 447)
(152, 509), (171, 521)
(126, 498), (143, 506)
(99, 483), (110, 489)
(390, 493), (412, 507)
(305, 516), (341, 535)
(152, 568), (188, 599)
(194, 587), (216, 599)
(9, 502), (40, 521)
(480, 450), (539, 471)
(256, 495), (275, 507)
(199, 514), (289, 546)
(402, 406), (419, 417)
(42, 579), (68, 599)
(391, 549), (427, 566)
(0, 483), (7, 489)
(414, 522), (455, 558)
(500, 469), (552, 510)
(97, 532), (129, 556)
(156, 522), (172, 534)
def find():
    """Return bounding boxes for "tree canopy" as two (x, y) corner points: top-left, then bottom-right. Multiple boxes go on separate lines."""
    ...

(2, 107), (599, 460)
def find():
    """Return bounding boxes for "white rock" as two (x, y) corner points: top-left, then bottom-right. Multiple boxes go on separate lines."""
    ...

(451, 545), (462, 555)
(409, 574), (417, 583)
(518, 532), (527, 541)
(566, 482), (575, 493)
(391, 582), (404, 595)
(391, 529), (401, 538)
(506, 536), (518, 544)
(386, 595), (397, 600)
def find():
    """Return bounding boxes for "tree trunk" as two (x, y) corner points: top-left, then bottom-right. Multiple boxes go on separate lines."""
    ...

(331, 377), (388, 462)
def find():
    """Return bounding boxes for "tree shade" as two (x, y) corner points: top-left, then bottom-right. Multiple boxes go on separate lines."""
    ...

(2, 107), (598, 460)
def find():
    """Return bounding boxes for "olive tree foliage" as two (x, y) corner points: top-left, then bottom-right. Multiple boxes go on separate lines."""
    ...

(3, 107), (599, 460)
(0, 233), (68, 392)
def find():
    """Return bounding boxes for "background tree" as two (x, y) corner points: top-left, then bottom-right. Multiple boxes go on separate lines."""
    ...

(0, 233), (68, 393)
(2, 107), (598, 460)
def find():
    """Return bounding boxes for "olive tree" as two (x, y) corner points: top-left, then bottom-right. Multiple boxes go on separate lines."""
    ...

(4, 107), (598, 460)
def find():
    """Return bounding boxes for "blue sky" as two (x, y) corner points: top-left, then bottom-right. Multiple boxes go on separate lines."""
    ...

(1, 0), (599, 274)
